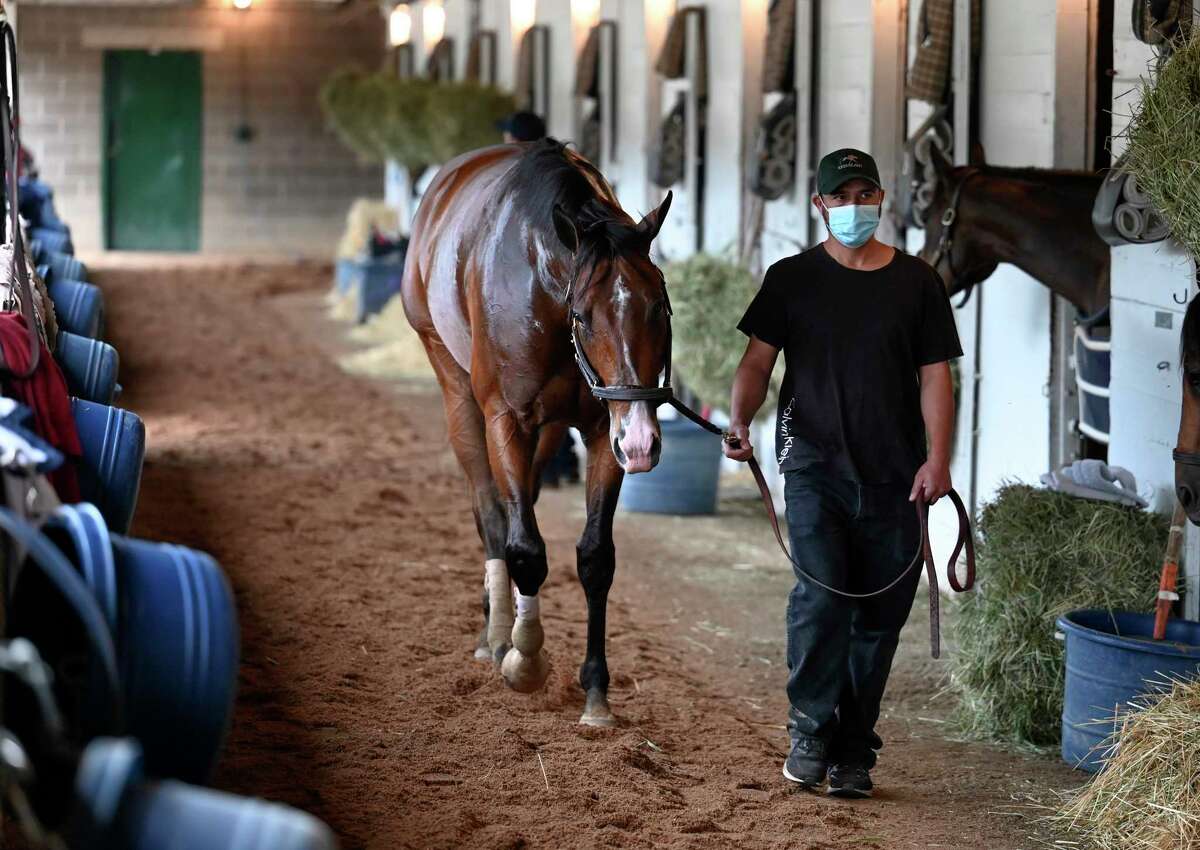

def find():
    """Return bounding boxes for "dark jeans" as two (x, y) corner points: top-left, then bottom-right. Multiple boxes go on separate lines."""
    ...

(783, 465), (922, 769)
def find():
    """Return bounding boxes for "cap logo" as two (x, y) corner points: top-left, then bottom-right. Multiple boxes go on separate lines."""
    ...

(838, 154), (861, 169)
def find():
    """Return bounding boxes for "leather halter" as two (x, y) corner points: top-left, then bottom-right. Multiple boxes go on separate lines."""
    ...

(927, 168), (980, 308)
(566, 249), (675, 404)
(1173, 449), (1200, 467)
(563, 249), (977, 658)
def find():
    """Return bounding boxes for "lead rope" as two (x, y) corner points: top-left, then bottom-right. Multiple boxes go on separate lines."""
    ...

(667, 397), (976, 659)
(0, 16), (39, 379)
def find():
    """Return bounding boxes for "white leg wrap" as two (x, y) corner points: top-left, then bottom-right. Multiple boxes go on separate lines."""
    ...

(485, 559), (514, 652)
(515, 592), (540, 621)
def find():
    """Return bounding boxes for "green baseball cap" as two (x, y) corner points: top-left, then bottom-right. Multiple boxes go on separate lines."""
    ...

(816, 148), (881, 195)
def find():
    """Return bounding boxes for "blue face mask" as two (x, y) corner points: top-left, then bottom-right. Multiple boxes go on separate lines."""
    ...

(823, 202), (880, 248)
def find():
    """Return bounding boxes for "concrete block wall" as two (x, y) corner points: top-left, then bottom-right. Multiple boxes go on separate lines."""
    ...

(17, 4), (384, 256)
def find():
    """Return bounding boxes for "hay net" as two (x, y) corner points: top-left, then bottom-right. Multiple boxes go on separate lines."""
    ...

(1123, 31), (1200, 259)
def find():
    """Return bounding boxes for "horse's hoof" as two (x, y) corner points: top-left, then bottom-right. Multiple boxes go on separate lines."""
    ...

(473, 646), (492, 662)
(579, 709), (617, 727)
(500, 648), (550, 693)
(580, 689), (616, 727)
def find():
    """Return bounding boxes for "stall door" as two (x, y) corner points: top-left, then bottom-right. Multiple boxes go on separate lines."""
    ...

(104, 50), (202, 251)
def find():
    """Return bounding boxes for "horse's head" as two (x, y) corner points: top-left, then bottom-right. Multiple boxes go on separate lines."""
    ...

(554, 192), (674, 474)
(1176, 298), (1200, 524)
(918, 146), (998, 298)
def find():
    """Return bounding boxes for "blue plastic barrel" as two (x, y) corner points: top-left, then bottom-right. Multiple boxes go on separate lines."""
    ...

(72, 399), (145, 535)
(48, 251), (87, 285)
(74, 739), (337, 850)
(109, 536), (239, 783)
(44, 503), (119, 636)
(30, 226), (73, 255)
(1057, 609), (1200, 772)
(618, 417), (722, 515)
(48, 277), (103, 339)
(56, 331), (119, 404)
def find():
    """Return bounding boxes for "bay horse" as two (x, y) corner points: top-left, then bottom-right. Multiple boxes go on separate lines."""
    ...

(401, 139), (673, 726)
(1174, 297), (1200, 525)
(919, 147), (1109, 318)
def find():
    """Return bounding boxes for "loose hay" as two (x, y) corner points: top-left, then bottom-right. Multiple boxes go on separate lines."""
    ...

(1048, 677), (1200, 849)
(1122, 33), (1200, 258)
(337, 296), (434, 381)
(950, 484), (1168, 749)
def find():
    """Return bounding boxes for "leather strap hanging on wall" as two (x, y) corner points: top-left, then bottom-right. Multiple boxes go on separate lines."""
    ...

(748, 92), (798, 201)
(426, 38), (455, 82)
(652, 92), (688, 188)
(516, 28), (536, 110)
(579, 105), (603, 165)
(465, 30), (497, 83)
(762, 0), (796, 94)
(906, 0), (982, 105)
(575, 25), (601, 97)
(655, 7), (708, 99)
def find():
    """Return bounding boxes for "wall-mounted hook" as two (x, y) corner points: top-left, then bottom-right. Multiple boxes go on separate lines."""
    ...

(1174, 289), (1189, 305)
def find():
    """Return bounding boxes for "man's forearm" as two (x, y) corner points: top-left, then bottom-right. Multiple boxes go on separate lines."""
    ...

(730, 363), (771, 428)
(921, 369), (955, 464)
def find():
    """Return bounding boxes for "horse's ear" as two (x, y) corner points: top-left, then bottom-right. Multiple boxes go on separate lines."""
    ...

(637, 191), (673, 242)
(552, 204), (579, 253)
(969, 141), (987, 166)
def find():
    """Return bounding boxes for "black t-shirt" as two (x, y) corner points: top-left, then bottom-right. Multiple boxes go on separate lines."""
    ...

(737, 244), (963, 484)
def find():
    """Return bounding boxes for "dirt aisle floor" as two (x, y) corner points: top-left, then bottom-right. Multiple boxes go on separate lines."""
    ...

(93, 260), (1079, 849)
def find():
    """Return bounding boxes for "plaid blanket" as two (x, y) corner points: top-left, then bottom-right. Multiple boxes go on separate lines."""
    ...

(907, 0), (981, 105)
(762, 0), (796, 93)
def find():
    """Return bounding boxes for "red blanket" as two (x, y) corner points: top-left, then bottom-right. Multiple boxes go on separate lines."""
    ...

(0, 314), (81, 501)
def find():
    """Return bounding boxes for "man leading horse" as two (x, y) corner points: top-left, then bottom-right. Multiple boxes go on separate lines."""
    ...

(726, 148), (962, 798)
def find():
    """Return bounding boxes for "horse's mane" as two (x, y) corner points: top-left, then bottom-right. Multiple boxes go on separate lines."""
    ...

(504, 139), (644, 257)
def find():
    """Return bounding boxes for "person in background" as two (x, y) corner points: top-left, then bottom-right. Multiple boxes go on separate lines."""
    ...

(497, 111), (548, 144)
(724, 148), (962, 798)
(495, 111), (580, 488)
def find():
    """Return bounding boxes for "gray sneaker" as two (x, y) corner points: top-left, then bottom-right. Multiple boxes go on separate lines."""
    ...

(826, 763), (873, 798)
(782, 738), (828, 788)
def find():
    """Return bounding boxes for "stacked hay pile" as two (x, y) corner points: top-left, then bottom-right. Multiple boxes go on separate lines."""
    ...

(1123, 33), (1200, 257)
(1049, 677), (1200, 848)
(950, 484), (1167, 748)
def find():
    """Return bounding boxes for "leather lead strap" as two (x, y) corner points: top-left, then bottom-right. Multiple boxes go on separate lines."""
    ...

(667, 397), (976, 659)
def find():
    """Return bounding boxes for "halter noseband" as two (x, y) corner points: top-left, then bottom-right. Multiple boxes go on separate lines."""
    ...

(566, 249), (675, 405)
(1174, 449), (1200, 468)
(928, 168), (980, 307)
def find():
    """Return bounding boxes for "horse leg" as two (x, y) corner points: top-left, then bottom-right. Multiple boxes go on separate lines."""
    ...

(419, 334), (513, 662)
(531, 421), (569, 505)
(576, 428), (624, 726)
(484, 406), (551, 693)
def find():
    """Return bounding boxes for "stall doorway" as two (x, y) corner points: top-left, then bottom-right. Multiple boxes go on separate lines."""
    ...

(103, 50), (202, 251)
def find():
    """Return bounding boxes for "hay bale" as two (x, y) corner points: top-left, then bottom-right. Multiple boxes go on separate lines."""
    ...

(1122, 33), (1200, 258)
(950, 484), (1168, 749)
(1048, 677), (1200, 849)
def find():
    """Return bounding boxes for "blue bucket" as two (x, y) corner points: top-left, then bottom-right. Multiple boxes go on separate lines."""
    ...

(72, 399), (145, 535)
(1057, 609), (1200, 772)
(44, 503), (119, 636)
(335, 257), (358, 294)
(48, 278), (104, 339)
(618, 417), (722, 515)
(109, 536), (239, 783)
(30, 226), (73, 256)
(74, 738), (337, 850)
(56, 331), (119, 404)
(48, 251), (87, 285)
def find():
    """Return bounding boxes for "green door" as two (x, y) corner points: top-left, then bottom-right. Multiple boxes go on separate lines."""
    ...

(104, 50), (202, 251)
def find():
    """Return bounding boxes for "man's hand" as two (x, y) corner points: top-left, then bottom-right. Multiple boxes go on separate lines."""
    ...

(723, 422), (754, 462)
(910, 458), (951, 503)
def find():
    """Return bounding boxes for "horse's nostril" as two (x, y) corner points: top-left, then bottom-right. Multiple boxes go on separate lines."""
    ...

(1179, 484), (1196, 510)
